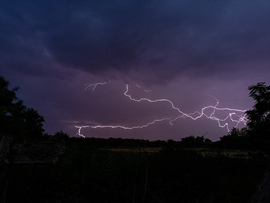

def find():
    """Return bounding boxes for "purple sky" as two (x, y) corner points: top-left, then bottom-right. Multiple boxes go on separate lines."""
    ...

(1, 0), (270, 141)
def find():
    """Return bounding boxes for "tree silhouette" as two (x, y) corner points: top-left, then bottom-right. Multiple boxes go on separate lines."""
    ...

(23, 108), (45, 138)
(0, 76), (44, 139)
(246, 82), (270, 150)
(180, 136), (207, 148)
(51, 130), (69, 142)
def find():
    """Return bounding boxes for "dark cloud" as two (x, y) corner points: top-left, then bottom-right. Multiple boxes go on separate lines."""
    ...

(1, 0), (270, 83)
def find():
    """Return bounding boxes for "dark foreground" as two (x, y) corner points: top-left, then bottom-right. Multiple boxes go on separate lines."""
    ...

(5, 139), (270, 203)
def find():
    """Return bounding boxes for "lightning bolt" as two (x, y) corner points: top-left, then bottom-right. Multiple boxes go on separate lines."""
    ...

(75, 125), (89, 138)
(91, 117), (172, 130)
(122, 84), (247, 131)
(84, 82), (107, 92)
(76, 82), (248, 138)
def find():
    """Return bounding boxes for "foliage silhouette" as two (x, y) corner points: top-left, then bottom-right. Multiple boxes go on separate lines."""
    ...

(245, 82), (270, 151)
(218, 82), (270, 151)
(0, 76), (44, 139)
(50, 130), (70, 143)
(217, 128), (250, 149)
(180, 135), (212, 148)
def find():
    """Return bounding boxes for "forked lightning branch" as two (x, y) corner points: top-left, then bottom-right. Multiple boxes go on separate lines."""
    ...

(75, 82), (248, 138)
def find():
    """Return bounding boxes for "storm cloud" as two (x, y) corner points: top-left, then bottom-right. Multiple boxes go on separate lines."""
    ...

(1, 0), (270, 140)
(1, 0), (270, 81)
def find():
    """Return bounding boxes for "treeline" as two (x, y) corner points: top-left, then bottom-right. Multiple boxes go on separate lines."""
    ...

(64, 136), (212, 149)
(50, 134), (244, 151)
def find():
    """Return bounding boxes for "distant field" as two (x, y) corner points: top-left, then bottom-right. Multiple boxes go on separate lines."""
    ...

(103, 147), (265, 159)
(191, 148), (258, 159)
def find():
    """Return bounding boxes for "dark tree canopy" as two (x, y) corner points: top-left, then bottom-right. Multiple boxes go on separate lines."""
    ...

(0, 76), (44, 139)
(245, 82), (270, 150)
(23, 108), (45, 138)
(210, 82), (270, 150)
(179, 136), (211, 148)
(246, 82), (270, 130)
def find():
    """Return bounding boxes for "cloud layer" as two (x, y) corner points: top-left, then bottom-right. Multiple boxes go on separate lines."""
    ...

(1, 0), (270, 82)
(1, 0), (270, 140)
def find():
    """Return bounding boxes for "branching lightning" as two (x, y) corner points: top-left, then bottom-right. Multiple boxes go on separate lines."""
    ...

(75, 125), (89, 138)
(75, 82), (248, 138)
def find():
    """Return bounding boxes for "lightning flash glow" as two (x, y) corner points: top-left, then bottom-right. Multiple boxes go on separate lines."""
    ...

(75, 82), (248, 138)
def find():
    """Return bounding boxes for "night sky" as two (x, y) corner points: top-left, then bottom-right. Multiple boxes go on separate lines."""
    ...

(1, 0), (270, 141)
